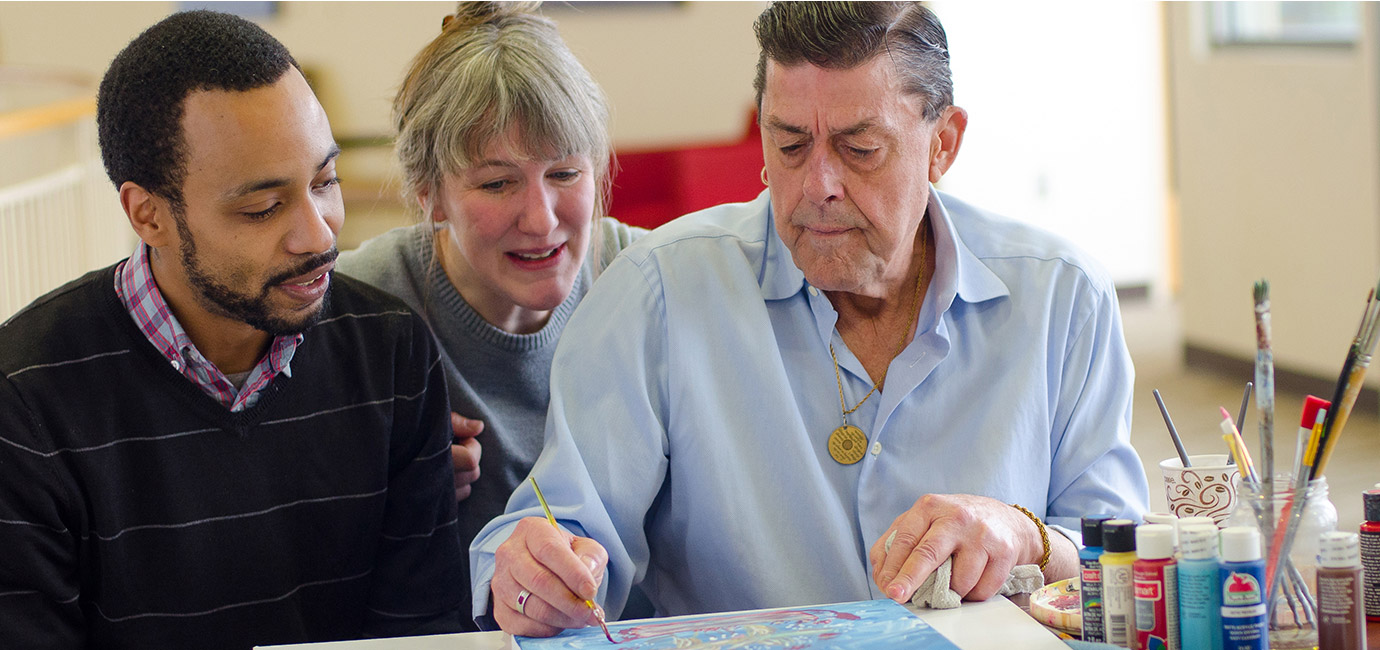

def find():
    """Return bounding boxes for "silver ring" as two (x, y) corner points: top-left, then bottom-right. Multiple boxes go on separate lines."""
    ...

(516, 589), (532, 616)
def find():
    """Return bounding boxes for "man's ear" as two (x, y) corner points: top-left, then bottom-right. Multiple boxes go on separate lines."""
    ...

(928, 106), (968, 183)
(120, 182), (176, 248)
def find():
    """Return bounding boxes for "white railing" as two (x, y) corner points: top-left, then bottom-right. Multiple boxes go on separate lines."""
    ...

(0, 92), (130, 322)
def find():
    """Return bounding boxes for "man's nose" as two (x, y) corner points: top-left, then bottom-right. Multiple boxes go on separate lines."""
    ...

(285, 195), (339, 255)
(801, 148), (843, 206)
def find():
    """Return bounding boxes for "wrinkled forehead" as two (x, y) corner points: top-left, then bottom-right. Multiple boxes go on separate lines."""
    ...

(760, 58), (921, 131)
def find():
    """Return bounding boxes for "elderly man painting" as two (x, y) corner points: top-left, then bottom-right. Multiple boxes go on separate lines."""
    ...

(471, 1), (1148, 636)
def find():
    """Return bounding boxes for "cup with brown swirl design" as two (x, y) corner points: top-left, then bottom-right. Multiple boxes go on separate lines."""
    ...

(1159, 453), (1240, 525)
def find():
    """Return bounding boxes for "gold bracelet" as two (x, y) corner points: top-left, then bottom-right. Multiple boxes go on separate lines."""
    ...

(1010, 503), (1050, 571)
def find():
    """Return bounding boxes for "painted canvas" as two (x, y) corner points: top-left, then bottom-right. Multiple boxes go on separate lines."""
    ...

(514, 598), (961, 650)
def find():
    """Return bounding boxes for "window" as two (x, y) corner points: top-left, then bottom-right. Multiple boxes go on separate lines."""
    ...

(1210, 1), (1360, 47)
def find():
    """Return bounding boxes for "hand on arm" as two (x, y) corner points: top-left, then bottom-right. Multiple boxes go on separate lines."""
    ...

(450, 413), (483, 501)
(491, 517), (609, 637)
(867, 494), (1074, 603)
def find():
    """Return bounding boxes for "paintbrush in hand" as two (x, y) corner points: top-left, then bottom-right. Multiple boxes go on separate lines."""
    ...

(530, 477), (615, 643)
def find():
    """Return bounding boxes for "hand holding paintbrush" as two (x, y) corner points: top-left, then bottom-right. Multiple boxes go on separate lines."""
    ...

(531, 477), (615, 642)
(487, 478), (615, 641)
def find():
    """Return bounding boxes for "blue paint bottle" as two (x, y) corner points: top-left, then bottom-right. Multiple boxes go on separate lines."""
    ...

(1080, 515), (1112, 643)
(1219, 526), (1268, 650)
(1178, 523), (1223, 650)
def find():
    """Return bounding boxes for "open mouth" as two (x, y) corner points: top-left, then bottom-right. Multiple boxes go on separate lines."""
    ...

(506, 243), (566, 265)
(510, 248), (559, 261)
(275, 261), (334, 302)
(288, 271), (327, 286)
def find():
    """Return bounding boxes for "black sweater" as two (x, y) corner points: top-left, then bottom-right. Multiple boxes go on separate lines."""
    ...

(0, 266), (464, 649)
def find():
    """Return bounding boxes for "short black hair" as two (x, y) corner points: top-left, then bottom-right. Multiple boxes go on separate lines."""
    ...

(97, 10), (300, 207)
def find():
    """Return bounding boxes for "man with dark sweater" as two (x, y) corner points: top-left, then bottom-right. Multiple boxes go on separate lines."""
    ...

(0, 11), (464, 649)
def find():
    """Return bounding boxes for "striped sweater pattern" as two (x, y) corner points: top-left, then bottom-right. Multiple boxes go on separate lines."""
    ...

(0, 266), (464, 649)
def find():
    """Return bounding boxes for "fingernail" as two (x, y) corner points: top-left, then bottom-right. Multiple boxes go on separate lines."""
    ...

(584, 557), (598, 573)
(887, 583), (906, 601)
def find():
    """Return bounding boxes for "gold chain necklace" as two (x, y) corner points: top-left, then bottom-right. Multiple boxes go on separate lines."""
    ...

(826, 225), (928, 465)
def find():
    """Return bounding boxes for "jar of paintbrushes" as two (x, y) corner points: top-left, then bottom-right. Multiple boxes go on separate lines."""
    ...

(1225, 474), (1338, 649)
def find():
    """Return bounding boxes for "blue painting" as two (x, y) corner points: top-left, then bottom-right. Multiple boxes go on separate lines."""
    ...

(515, 599), (961, 650)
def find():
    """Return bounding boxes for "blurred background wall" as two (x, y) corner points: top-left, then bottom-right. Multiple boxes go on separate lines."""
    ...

(3, 1), (1379, 399)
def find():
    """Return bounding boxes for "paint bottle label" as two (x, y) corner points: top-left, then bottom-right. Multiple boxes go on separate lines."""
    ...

(1362, 525), (1380, 621)
(1220, 568), (1268, 649)
(1103, 560), (1136, 647)
(1177, 559), (1223, 650)
(1134, 561), (1179, 650)
(1317, 566), (1365, 650)
(1081, 554), (1105, 642)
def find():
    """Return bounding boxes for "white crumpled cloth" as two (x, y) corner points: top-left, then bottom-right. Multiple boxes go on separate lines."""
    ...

(884, 530), (1045, 609)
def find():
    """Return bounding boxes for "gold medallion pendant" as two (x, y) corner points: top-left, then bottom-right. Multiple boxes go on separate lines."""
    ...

(828, 424), (868, 465)
(824, 224), (929, 467)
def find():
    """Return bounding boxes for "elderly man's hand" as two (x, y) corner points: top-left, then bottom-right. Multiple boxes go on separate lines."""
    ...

(450, 413), (483, 501)
(867, 494), (1044, 603)
(492, 517), (609, 637)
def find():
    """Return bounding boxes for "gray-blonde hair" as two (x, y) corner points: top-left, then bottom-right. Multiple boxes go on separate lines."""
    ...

(393, 1), (612, 215)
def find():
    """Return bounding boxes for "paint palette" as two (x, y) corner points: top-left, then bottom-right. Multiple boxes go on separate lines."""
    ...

(1028, 578), (1081, 635)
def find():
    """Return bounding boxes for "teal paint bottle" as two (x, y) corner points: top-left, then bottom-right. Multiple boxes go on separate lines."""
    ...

(1080, 515), (1112, 642)
(1178, 523), (1223, 650)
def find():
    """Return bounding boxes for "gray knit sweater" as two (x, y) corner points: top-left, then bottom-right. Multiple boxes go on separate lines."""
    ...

(337, 219), (641, 623)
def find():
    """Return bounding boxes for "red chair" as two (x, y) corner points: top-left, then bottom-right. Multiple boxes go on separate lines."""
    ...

(608, 111), (766, 230)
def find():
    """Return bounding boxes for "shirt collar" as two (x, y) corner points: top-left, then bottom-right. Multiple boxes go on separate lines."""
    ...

(758, 187), (1010, 307)
(114, 243), (301, 381)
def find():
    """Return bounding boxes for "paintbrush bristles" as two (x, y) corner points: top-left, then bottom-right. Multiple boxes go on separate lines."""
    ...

(1312, 281), (1380, 480)
(1361, 289), (1380, 353)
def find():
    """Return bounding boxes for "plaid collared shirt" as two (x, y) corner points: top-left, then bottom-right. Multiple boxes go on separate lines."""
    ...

(114, 244), (301, 412)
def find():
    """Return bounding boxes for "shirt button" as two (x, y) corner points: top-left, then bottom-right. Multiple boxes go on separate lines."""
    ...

(871, 441), (882, 455)
(170, 360), (181, 371)
(808, 286), (819, 296)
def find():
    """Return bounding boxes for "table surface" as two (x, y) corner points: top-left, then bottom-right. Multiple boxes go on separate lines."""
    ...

(259, 602), (1380, 649)
(258, 597), (1070, 650)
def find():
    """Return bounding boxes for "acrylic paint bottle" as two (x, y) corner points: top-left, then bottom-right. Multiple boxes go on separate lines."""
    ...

(1220, 526), (1268, 650)
(1362, 487), (1380, 622)
(1081, 515), (1113, 643)
(1100, 519), (1138, 649)
(1144, 512), (1180, 556)
(1134, 524), (1180, 650)
(1316, 531), (1366, 650)
(1179, 515), (1218, 530)
(1179, 523), (1223, 650)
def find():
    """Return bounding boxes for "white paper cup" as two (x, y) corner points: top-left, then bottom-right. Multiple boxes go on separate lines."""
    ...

(1159, 454), (1240, 525)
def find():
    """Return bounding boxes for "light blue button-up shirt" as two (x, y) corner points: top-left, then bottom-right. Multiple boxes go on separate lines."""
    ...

(471, 189), (1148, 622)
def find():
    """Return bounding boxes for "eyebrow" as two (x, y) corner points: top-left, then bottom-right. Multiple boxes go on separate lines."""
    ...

(470, 159), (522, 170)
(221, 144), (342, 202)
(763, 115), (877, 138)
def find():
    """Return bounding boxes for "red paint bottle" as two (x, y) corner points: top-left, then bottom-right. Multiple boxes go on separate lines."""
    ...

(1134, 523), (1180, 650)
(1362, 488), (1380, 622)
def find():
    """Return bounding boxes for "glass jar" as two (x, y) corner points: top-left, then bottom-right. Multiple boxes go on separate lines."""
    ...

(1224, 475), (1337, 650)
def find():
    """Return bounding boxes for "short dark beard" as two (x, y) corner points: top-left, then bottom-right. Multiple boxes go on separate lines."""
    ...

(172, 210), (336, 336)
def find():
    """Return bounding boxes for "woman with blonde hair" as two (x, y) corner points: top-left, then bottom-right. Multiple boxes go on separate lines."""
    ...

(338, 1), (642, 627)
